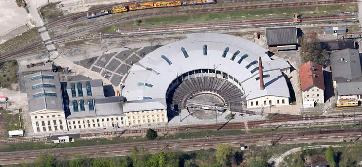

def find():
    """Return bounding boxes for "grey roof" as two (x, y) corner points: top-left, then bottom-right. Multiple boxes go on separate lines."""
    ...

(320, 40), (355, 51)
(66, 75), (91, 82)
(123, 98), (166, 113)
(95, 96), (126, 103)
(122, 33), (290, 104)
(266, 27), (298, 46)
(335, 79), (362, 95)
(67, 96), (124, 119)
(24, 71), (63, 113)
(331, 49), (361, 81)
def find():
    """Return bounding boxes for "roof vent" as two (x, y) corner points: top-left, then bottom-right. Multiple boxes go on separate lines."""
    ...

(340, 58), (344, 62)
(347, 79), (351, 82)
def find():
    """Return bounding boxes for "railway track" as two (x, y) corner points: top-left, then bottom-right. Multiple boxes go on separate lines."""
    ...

(1, 0), (357, 61)
(0, 128), (361, 165)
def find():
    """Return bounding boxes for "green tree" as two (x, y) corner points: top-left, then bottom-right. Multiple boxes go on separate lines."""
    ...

(325, 146), (337, 167)
(215, 144), (233, 166)
(146, 128), (158, 140)
(247, 156), (268, 167)
(34, 154), (56, 167)
(300, 32), (327, 64)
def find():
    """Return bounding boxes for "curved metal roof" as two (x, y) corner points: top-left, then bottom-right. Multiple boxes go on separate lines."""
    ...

(122, 33), (290, 105)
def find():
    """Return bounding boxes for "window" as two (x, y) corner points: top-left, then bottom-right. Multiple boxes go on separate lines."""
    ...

(264, 101), (266, 105)
(79, 125), (81, 128)
(54, 126), (58, 131)
(73, 100), (79, 112)
(73, 121), (75, 124)
(79, 99), (85, 111)
(256, 101), (259, 106)
(41, 121), (45, 126)
(107, 118), (109, 121)
(282, 99), (285, 104)
(48, 121), (51, 125)
(59, 120), (62, 125)
(60, 125), (63, 130)
(35, 122), (39, 126)
(37, 127), (40, 132)
(53, 120), (57, 125)
(71, 83), (76, 97)
(277, 100), (280, 104)
(48, 126), (52, 131)
(41, 116), (43, 118)
(52, 115), (55, 117)
(269, 100), (272, 105)
(86, 81), (92, 96)
(317, 94), (319, 97)
(250, 101), (253, 106)
(43, 127), (46, 132)
(69, 126), (72, 130)
(35, 116), (37, 119)
(78, 121), (80, 124)
(77, 82), (83, 97)
(74, 125), (76, 129)
(97, 119), (99, 122)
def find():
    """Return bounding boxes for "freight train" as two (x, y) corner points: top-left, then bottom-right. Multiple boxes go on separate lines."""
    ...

(86, 0), (216, 19)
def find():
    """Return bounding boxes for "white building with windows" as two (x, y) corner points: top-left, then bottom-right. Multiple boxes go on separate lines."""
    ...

(25, 71), (67, 133)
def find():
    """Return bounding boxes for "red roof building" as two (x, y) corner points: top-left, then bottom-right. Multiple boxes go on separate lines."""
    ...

(299, 61), (325, 107)
(299, 61), (325, 91)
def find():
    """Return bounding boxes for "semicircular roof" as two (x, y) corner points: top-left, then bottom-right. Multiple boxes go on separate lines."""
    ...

(122, 33), (290, 103)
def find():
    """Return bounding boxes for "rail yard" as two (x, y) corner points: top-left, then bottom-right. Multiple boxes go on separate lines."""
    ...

(0, 0), (362, 166)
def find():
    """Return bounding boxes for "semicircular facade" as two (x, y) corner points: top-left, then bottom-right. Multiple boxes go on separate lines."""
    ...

(122, 33), (290, 109)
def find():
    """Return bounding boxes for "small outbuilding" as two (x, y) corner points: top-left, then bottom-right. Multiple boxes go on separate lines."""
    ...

(266, 27), (298, 51)
(8, 130), (24, 137)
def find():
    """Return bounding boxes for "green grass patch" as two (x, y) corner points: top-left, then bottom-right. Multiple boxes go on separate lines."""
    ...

(162, 129), (244, 140)
(39, 2), (64, 23)
(104, 3), (357, 31)
(0, 61), (18, 89)
(100, 25), (119, 33)
(0, 28), (40, 56)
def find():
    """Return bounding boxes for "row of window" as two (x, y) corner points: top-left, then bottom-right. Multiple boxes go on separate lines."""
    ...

(35, 120), (64, 132)
(249, 99), (286, 106)
(33, 92), (57, 98)
(32, 83), (56, 90)
(31, 75), (54, 81)
(68, 117), (122, 125)
(127, 113), (164, 120)
(69, 122), (120, 130)
(70, 81), (92, 98)
(34, 114), (62, 119)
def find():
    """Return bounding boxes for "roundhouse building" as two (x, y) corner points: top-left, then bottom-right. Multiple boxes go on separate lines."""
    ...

(122, 33), (291, 114)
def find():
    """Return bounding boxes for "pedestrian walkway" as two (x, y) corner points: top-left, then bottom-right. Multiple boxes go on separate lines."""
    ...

(26, 0), (112, 85)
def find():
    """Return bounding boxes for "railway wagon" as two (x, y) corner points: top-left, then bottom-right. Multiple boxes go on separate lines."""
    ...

(86, 10), (111, 19)
(336, 99), (359, 107)
(182, 0), (216, 5)
(112, 5), (128, 13)
(129, 1), (155, 10)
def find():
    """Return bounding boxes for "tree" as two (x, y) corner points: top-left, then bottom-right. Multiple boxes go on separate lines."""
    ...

(247, 156), (268, 167)
(300, 32), (327, 65)
(225, 113), (235, 121)
(215, 144), (233, 166)
(325, 146), (337, 167)
(146, 128), (158, 140)
(34, 154), (56, 167)
(15, 0), (26, 7)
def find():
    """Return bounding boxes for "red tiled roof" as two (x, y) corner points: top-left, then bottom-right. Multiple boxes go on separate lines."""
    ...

(299, 61), (325, 91)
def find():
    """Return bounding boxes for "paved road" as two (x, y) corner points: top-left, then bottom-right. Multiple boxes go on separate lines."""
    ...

(0, 128), (360, 165)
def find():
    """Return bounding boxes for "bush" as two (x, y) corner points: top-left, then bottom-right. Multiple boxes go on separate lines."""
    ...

(146, 129), (158, 140)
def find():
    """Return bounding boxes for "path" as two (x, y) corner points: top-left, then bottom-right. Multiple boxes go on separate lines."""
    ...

(25, 0), (112, 85)
(268, 145), (342, 167)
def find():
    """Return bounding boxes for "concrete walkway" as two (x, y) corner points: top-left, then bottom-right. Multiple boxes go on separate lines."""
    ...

(25, 0), (112, 85)
(269, 145), (342, 167)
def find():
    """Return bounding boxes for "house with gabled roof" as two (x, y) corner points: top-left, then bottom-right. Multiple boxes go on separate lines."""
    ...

(299, 61), (325, 108)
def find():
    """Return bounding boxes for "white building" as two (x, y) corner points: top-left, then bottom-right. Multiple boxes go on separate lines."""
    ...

(299, 61), (325, 108)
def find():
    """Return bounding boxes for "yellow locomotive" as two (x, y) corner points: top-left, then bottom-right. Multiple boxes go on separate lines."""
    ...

(89, 0), (216, 18)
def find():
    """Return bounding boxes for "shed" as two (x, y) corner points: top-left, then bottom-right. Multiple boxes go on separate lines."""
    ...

(266, 27), (298, 47)
(8, 130), (24, 137)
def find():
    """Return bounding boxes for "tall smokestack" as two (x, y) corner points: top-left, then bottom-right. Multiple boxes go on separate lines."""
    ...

(258, 57), (265, 90)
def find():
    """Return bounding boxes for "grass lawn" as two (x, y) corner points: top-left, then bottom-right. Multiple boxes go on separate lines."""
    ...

(0, 61), (18, 89)
(0, 29), (40, 57)
(102, 3), (357, 32)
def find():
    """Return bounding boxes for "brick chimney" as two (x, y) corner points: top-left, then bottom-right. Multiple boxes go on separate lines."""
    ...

(258, 57), (265, 90)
